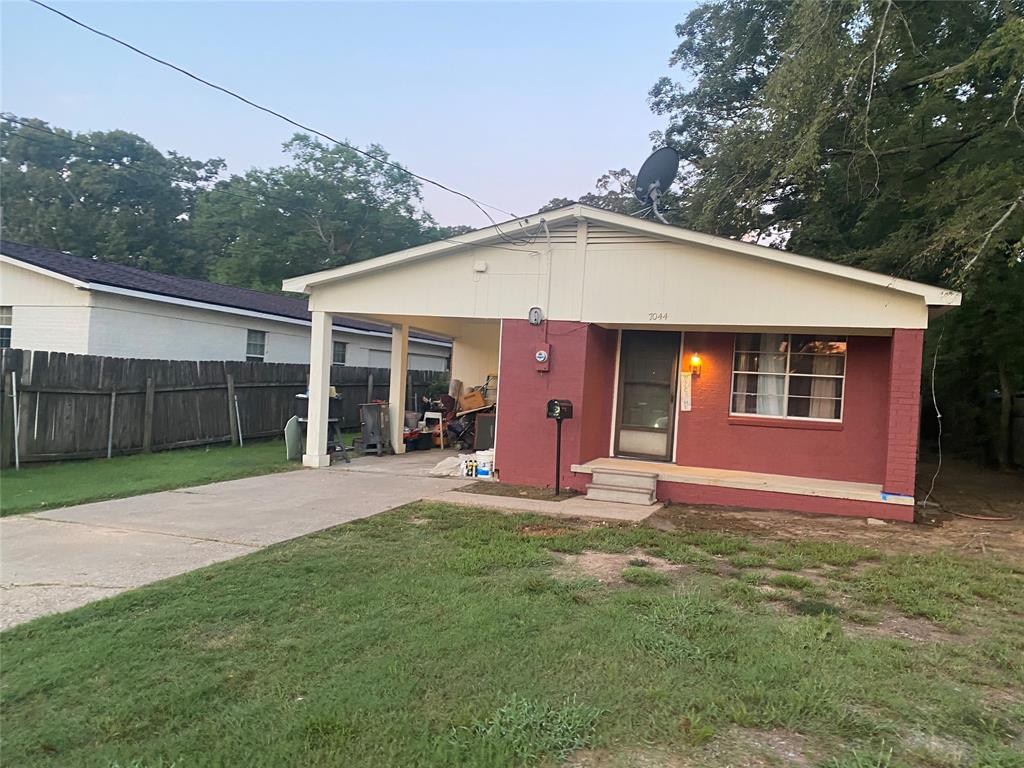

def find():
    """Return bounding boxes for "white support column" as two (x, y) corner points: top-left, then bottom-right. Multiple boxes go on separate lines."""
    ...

(303, 310), (333, 468)
(388, 321), (409, 455)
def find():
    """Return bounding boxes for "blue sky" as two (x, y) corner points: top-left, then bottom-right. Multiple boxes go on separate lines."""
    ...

(1, 1), (695, 226)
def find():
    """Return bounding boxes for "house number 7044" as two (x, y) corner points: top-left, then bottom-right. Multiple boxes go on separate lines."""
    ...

(648, 312), (668, 321)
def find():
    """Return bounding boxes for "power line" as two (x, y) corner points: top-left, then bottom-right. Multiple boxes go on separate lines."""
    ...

(2, 114), (541, 256)
(27, 0), (522, 232)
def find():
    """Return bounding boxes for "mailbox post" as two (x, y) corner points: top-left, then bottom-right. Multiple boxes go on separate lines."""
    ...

(546, 399), (574, 495)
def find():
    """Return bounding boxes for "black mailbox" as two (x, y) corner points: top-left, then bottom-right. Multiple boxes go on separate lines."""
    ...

(547, 399), (573, 420)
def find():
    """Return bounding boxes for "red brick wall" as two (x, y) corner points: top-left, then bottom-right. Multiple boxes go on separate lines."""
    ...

(882, 329), (924, 496)
(494, 320), (616, 489)
(495, 324), (925, 513)
(675, 332), (893, 484)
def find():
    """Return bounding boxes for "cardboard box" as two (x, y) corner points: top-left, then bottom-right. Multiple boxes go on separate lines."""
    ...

(459, 390), (486, 411)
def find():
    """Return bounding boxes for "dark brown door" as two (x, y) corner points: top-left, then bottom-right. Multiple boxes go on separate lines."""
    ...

(615, 330), (680, 461)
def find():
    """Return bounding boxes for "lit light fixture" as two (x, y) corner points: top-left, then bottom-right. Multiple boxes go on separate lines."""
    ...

(689, 353), (703, 376)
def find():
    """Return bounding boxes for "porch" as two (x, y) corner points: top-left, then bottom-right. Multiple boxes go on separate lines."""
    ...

(571, 457), (913, 508)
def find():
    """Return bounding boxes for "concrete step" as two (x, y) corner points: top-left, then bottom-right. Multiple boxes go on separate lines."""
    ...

(585, 483), (657, 506)
(591, 468), (658, 492)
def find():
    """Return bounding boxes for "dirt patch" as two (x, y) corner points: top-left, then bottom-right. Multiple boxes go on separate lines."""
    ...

(650, 457), (1024, 562)
(761, 588), (966, 644)
(903, 732), (971, 766)
(456, 481), (579, 502)
(842, 611), (966, 644)
(554, 549), (688, 586)
(709, 727), (819, 767)
(408, 517), (431, 525)
(566, 748), (689, 768)
(568, 728), (819, 768)
(751, 567), (831, 587)
(518, 523), (572, 537)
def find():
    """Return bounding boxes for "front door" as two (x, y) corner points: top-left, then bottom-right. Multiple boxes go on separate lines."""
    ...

(614, 330), (680, 461)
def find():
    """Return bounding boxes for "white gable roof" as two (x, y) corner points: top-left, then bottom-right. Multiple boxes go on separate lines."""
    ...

(283, 204), (960, 308)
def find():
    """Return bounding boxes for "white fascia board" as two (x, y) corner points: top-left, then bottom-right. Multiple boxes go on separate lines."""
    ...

(85, 283), (451, 347)
(283, 203), (961, 308)
(0, 254), (91, 289)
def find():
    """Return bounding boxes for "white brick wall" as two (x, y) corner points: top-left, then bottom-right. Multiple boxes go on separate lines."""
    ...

(8, 304), (92, 354)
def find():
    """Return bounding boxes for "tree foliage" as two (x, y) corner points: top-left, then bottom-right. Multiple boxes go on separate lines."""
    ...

(649, 0), (1024, 283)
(0, 117), (222, 275)
(1, 118), (458, 291)
(191, 135), (450, 291)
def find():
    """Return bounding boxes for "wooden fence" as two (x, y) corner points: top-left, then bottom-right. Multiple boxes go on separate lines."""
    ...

(0, 348), (444, 465)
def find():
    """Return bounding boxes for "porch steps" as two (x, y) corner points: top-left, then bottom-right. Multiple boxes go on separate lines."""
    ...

(585, 468), (658, 506)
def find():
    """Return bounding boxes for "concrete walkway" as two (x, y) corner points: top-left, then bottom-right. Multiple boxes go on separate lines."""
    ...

(1, 454), (468, 630)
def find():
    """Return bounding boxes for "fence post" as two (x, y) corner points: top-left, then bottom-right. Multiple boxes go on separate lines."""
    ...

(226, 373), (239, 446)
(142, 377), (155, 453)
(1, 371), (14, 469)
(106, 390), (117, 459)
(366, 371), (374, 405)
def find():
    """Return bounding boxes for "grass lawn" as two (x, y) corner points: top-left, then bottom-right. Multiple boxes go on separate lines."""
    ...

(2, 503), (1022, 767)
(0, 439), (297, 516)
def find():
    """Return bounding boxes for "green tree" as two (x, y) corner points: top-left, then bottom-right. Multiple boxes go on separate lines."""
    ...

(0, 116), (223, 276)
(192, 134), (449, 291)
(646, 0), (1024, 464)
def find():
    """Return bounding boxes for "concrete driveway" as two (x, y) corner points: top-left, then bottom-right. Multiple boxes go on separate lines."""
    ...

(1, 452), (468, 630)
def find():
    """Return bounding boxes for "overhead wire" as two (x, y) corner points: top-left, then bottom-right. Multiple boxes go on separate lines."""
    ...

(26, 0), (531, 242)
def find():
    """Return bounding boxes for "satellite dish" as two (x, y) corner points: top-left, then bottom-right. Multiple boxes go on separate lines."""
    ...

(634, 147), (679, 223)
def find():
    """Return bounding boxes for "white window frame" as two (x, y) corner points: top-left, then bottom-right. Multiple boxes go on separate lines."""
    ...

(245, 329), (267, 362)
(0, 306), (11, 349)
(332, 340), (347, 366)
(729, 333), (847, 423)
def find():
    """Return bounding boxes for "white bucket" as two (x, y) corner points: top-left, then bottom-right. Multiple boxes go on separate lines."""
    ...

(475, 450), (495, 479)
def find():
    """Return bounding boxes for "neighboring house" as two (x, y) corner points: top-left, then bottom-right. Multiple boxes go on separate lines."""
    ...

(0, 241), (450, 371)
(285, 203), (961, 523)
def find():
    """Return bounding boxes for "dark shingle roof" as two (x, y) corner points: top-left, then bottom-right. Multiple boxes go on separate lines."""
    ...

(0, 240), (448, 343)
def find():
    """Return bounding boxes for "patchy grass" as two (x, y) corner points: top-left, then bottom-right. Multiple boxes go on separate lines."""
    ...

(0, 439), (296, 516)
(769, 573), (817, 591)
(621, 566), (671, 587)
(2, 503), (1022, 767)
(451, 694), (603, 763)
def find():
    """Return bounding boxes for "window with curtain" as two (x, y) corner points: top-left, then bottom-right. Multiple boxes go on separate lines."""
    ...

(245, 329), (266, 362)
(731, 333), (847, 421)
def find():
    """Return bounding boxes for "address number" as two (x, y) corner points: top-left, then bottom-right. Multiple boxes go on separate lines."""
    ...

(648, 312), (669, 321)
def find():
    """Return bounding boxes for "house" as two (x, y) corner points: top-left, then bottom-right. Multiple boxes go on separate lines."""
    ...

(283, 204), (961, 522)
(0, 241), (451, 370)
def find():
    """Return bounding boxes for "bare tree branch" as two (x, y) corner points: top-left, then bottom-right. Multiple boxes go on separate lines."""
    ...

(1006, 75), (1024, 134)
(864, 0), (893, 194)
(961, 190), (1023, 275)
(826, 131), (984, 158)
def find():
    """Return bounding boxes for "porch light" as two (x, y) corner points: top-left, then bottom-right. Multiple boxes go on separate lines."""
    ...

(689, 354), (703, 376)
